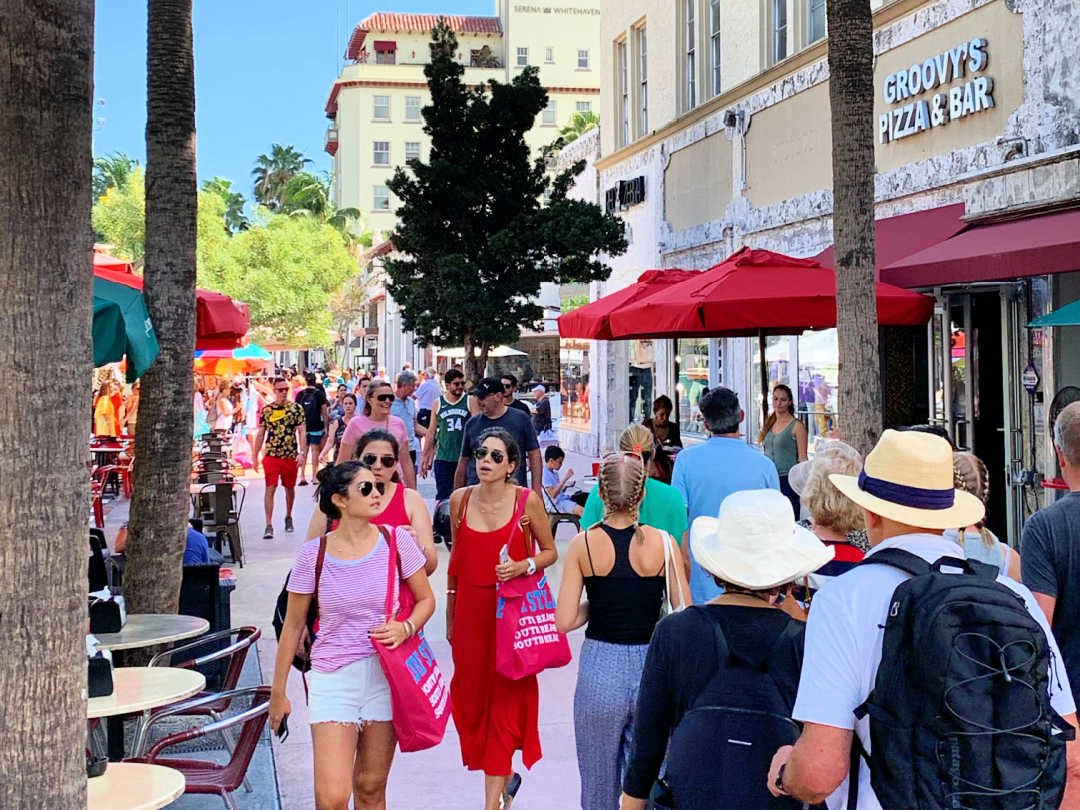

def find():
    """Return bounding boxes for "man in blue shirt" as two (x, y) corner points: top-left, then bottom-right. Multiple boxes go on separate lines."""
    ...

(391, 370), (424, 467)
(671, 386), (781, 603)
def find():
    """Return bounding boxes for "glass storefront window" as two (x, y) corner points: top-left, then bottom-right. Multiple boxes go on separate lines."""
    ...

(675, 338), (711, 437)
(559, 339), (591, 431)
(795, 329), (837, 445)
(629, 339), (656, 424)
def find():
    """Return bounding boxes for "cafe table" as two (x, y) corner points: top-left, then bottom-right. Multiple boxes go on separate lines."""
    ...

(88, 762), (184, 810)
(87, 667), (205, 719)
(93, 614), (209, 652)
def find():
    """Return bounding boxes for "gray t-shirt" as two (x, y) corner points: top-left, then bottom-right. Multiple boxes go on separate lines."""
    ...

(1021, 491), (1080, 705)
(460, 407), (539, 487)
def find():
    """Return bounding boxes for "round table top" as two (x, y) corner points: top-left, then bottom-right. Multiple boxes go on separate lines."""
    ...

(88, 762), (184, 810)
(88, 667), (205, 718)
(93, 614), (210, 651)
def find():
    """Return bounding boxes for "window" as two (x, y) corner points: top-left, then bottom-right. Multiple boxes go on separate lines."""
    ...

(373, 141), (390, 165)
(516, 47), (528, 67)
(638, 27), (648, 135)
(808, 0), (826, 43)
(618, 40), (629, 147)
(576, 100), (592, 113)
(405, 141), (421, 162)
(542, 98), (557, 126)
(545, 46), (554, 63)
(404, 96), (421, 121)
(577, 49), (589, 69)
(773, 0), (788, 63)
(560, 339), (590, 431)
(685, 0), (697, 110)
(373, 95), (390, 120)
(710, 0), (722, 96)
(373, 185), (390, 210)
(374, 40), (396, 64)
(676, 338), (713, 437)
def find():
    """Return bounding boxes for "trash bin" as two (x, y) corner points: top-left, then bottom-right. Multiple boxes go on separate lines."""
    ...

(178, 563), (235, 690)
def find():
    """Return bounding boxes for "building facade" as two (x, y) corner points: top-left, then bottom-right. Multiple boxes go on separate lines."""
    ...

(575, 0), (1079, 543)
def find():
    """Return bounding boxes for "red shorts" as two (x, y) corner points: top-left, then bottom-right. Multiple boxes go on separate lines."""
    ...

(263, 454), (298, 488)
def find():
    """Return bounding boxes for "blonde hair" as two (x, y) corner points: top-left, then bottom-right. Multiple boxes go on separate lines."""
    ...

(591, 452), (647, 544)
(953, 451), (994, 549)
(618, 423), (654, 455)
(803, 442), (865, 535)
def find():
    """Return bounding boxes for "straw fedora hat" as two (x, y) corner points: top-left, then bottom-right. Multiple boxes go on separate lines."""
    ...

(690, 489), (834, 590)
(829, 429), (985, 529)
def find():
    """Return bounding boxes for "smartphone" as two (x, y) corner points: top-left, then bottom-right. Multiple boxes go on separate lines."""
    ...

(499, 544), (510, 564)
(276, 713), (289, 742)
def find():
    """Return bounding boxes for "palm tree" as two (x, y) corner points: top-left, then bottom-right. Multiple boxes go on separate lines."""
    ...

(202, 176), (249, 233)
(558, 110), (599, 144)
(0, 1), (93, 805)
(280, 171), (372, 253)
(827, 0), (881, 456)
(251, 143), (311, 210)
(125, 0), (199, 622)
(93, 151), (139, 200)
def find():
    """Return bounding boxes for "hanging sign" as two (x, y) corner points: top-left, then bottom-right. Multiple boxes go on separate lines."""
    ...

(1022, 362), (1039, 396)
(879, 37), (995, 144)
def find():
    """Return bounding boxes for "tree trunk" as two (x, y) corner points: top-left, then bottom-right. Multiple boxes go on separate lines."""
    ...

(0, 1), (94, 805)
(125, 0), (197, 618)
(827, 0), (881, 457)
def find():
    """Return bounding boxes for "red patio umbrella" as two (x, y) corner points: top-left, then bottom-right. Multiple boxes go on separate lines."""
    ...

(558, 269), (698, 340)
(607, 247), (934, 420)
(93, 251), (250, 350)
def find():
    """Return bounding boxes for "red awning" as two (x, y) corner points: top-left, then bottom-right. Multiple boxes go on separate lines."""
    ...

(92, 252), (250, 350)
(557, 269), (698, 340)
(372, 40), (396, 51)
(608, 247), (933, 339)
(813, 203), (966, 270)
(882, 208), (1080, 288)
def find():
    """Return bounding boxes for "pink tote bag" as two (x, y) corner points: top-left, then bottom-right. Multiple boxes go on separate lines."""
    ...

(373, 526), (451, 752)
(494, 490), (572, 680)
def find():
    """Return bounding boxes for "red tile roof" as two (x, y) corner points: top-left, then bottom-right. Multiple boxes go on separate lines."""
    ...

(346, 13), (502, 59)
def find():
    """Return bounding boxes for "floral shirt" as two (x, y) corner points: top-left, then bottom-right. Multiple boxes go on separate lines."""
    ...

(260, 402), (304, 458)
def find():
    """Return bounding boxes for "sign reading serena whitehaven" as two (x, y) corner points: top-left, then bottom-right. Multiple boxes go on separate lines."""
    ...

(879, 37), (995, 144)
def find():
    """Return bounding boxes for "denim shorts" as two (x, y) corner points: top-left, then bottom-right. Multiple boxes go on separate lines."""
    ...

(308, 655), (392, 727)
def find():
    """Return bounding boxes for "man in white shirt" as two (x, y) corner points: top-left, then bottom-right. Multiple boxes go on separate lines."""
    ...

(768, 429), (1080, 809)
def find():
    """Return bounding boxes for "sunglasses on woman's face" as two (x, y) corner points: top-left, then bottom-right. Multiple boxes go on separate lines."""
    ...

(357, 480), (386, 497)
(374, 393), (395, 403)
(362, 453), (397, 469)
(473, 446), (505, 464)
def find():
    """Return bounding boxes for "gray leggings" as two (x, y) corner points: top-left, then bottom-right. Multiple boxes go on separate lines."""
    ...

(573, 638), (650, 810)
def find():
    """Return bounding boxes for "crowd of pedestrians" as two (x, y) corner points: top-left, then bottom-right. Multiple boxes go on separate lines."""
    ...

(256, 364), (1080, 810)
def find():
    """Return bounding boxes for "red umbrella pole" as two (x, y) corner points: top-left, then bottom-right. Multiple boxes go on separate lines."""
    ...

(759, 329), (769, 429)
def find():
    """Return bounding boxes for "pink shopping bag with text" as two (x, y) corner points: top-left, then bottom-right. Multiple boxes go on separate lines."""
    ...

(373, 526), (451, 752)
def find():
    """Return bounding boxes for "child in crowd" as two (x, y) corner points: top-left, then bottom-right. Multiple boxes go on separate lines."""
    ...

(543, 446), (587, 516)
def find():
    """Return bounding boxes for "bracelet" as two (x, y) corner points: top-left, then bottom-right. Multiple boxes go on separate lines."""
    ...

(403, 619), (415, 638)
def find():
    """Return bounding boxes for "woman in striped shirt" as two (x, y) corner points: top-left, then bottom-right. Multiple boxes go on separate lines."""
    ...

(270, 461), (435, 810)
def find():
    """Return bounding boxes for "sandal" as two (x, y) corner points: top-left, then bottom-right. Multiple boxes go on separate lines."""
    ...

(500, 773), (522, 809)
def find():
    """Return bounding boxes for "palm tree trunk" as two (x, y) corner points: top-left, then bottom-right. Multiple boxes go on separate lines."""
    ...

(125, 0), (197, 619)
(0, 2), (94, 805)
(827, 0), (881, 457)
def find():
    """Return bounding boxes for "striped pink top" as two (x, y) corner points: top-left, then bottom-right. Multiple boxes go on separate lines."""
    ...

(289, 526), (425, 672)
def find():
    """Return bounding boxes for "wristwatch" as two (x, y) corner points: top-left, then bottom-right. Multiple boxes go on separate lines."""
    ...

(774, 764), (788, 795)
(525, 557), (537, 576)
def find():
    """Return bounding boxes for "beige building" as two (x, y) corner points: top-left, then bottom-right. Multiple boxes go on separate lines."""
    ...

(570, 0), (1080, 545)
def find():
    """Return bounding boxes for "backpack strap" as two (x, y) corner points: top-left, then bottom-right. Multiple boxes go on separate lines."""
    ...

(857, 547), (932, 577)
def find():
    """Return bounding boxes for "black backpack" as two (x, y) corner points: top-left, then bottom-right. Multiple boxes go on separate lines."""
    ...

(850, 549), (1074, 810)
(660, 607), (818, 810)
(272, 536), (326, 674)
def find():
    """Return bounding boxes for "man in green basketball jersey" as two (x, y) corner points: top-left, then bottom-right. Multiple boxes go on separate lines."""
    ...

(420, 368), (470, 503)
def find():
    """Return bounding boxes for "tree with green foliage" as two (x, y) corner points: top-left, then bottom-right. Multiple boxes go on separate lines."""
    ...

(251, 143), (310, 210)
(558, 110), (599, 144)
(385, 22), (627, 381)
(201, 176), (248, 233)
(561, 293), (590, 313)
(93, 151), (139, 200)
(280, 170), (372, 252)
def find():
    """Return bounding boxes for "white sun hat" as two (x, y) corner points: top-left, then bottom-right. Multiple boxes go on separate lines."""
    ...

(829, 429), (985, 530)
(690, 489), (835, 590)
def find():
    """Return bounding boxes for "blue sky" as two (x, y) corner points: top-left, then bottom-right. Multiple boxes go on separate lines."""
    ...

(93, 0), (491, 200)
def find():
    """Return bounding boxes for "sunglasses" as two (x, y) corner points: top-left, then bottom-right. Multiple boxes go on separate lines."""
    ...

(274, 387), (288, 392)
(473, 446), (505, 464)
(362, 453), (398, 469)
(373, 393), (395, 403)
(358, 480), (386, 497)
(502, 383), (513, 390)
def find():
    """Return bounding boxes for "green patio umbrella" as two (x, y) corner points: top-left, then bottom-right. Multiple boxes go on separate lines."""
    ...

(1029, 299), (1080, 328)
(93, 276), (160, 379)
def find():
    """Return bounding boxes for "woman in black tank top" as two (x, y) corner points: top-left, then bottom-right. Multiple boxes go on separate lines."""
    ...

(555, 452), (691, 810)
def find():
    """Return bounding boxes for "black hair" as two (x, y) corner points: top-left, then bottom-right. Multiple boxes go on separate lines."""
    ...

(477, 427), (520, 475)
(315, 460), (373, 520)
(342, 393), (357, 405)
(653, 395), (674, 413)
(501, 373), (518, 388)
(544, 445), (566, 462)
(700, 386), (742, 435)
(304, 371), (316, 386)
(445, 368), (465, 384)
(357, 428), (401, 482)
(272, 376), (285, 386)
(903, 424), (957, 450)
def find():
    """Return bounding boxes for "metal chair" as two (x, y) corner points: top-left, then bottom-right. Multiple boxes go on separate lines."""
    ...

(542, 486), (581, 536)
(125, 686), (270, 810)
(199, 481), (245, 566)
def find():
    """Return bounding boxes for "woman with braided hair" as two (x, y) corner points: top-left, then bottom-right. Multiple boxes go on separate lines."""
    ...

(556, 451), (691, 810)
(948, 451), (1021, 579)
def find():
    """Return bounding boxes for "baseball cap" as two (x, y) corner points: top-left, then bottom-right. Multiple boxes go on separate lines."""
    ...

(471, 377), (504, 398)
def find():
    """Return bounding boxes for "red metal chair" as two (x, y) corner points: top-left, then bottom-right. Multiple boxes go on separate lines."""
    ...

(125, 686), (270, 810)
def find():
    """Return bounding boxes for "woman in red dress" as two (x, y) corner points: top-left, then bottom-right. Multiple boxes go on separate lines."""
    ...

(447, 427), (558, 810)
